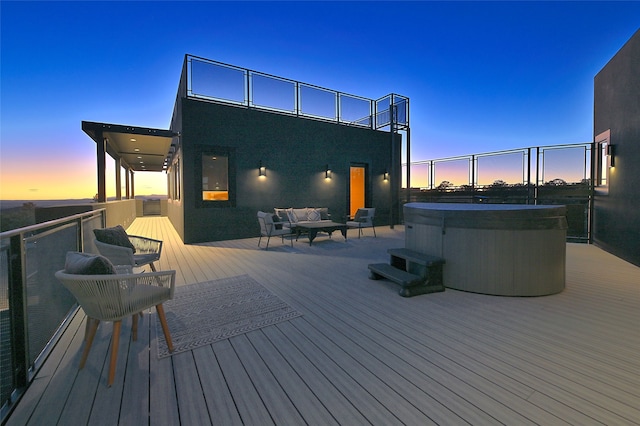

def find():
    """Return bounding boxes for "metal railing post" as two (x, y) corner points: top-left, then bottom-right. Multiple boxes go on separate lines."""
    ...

(8, 234), (28, 391)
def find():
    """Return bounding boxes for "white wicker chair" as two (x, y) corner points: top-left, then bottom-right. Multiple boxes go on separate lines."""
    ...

(94, 234), (162, 272)
(55, 269), (176, 386)
(257, 211), (292, 249)
(346, 208), (377, 238)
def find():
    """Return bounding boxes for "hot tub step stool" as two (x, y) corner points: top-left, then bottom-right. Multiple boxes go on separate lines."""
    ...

(368, 248), (445, 297)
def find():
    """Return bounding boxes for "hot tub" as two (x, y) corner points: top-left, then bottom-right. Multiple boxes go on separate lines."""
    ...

(404, 203), (567, 296)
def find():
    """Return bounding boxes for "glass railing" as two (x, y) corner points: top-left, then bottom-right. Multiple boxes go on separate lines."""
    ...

(402, 143), (593, 242)
(183, 55), (408, 130)
(0, 210), (105, 422)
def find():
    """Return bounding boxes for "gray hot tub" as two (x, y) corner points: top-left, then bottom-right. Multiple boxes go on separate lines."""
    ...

(403, 203), (567, 296)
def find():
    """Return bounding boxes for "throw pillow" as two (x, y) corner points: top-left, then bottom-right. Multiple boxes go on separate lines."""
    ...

(293, 208), (309, 222)
(64, 251), (116, 275)
(308, 209), (321, 221)
(286, 210), (298, 223)
(94, 225), (136, 253)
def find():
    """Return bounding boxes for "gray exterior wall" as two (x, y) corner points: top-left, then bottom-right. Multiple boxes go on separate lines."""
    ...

(172, 98), (400, 244)
(593, 29), (640, 267)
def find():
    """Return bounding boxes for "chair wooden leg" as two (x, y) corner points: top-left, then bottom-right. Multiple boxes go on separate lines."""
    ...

(132, 314), (138, 341)
(108, 321), (121, 387)
(156, 304), (173, 352)
(80, 319), (100, 370)
(84, 317), (94, 341)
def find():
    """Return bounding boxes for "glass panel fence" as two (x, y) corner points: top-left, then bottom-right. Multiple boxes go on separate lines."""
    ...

(250, 73), (296, 113)
(24, 225), (78, 364)
(477, 151), (527, 186)
(0, 242), (11, 409)
(0, 210), (105, 422)
(184, 55), (406, 131)
(339, 94), (372, 126)
(189, 58), (246, 104)
(299, 84), (336, 120)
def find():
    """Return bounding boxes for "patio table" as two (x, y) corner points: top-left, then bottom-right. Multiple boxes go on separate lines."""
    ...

(294, 222), (348, 245)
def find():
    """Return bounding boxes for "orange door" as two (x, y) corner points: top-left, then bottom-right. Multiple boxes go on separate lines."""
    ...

(350, 166), (365, 217)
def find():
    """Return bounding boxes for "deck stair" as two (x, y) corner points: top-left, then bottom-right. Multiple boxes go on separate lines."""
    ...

(368, 248), (445, 297)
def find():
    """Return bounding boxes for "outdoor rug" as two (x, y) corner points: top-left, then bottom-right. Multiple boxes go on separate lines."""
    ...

(155, 274), (302, 358)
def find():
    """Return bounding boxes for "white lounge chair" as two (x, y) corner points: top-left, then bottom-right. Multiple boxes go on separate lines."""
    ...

(258, 211), (293, 249)
(55, 268), (175, 386)
(94, 226), (162, 271)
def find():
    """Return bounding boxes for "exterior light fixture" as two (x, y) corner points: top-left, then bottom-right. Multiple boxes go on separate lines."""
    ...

(259, 161), (266, 177)
(383, 170), (389, 181)
(607, 144), (615, 167)
(325, 164), (332, 180)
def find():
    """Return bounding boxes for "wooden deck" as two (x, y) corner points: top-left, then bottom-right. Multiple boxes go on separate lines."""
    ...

(6, 216), (640, 425)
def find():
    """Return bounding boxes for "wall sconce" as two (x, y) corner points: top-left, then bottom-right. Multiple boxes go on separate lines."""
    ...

(325, 164), (332, 180)
(383, 170), (389, 181)
(607, 144), (615, 167)
(258, 161), (266, 177)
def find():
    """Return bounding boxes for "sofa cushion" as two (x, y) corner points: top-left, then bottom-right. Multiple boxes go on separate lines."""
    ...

(94, 225), (136, 253)
(286, 210), (298, 223)
(64, 251), (116, 275)
(308, 209), (321, 221)
(292, 208), (309, 222)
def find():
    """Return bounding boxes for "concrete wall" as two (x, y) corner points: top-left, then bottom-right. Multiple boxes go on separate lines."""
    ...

(177, 98), (399, 243)
(593, 29), (640, 267)
(35, 199), (136, 230)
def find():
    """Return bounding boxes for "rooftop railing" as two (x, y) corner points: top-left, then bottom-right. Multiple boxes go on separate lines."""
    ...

(182, 55), (409, 130)
(0, 210), (105, 422)
(402, 142), (593, 242)
(403, 143), (591, 189)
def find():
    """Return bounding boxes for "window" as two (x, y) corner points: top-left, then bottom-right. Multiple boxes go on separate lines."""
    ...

(202, 155), (229, 200)
(169, 159), (180, 201)
(595, 129), (611, 188)
(198, 147), (236, 207)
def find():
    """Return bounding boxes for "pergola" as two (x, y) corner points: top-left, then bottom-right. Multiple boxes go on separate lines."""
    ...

(82, 121), (178, 202)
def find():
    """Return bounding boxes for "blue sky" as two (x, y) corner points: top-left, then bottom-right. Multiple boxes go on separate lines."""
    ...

(1, 1), (639, 199)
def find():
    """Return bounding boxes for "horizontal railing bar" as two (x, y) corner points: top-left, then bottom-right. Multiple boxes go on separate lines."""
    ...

(0, 209), (105, 240)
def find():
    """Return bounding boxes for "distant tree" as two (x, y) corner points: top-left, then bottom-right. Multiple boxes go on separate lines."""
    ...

(0, 204), (35, 232)
(490, 180), (508, 187)
(436, 180), (453, 190)
(546, 178), (567, 186)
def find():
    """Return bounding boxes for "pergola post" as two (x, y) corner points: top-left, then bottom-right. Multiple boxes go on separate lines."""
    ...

(115, 157), (122, 200)
(130, 171), (135, 199)
(125, 168), (131, 199)
(97, 135), (107, 203)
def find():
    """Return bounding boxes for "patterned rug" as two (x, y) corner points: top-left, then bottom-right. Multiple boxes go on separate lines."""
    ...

(155, 274), (302, 358)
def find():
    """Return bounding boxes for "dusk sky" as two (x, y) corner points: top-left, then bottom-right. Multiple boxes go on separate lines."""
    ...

(1, 1), (639, 199)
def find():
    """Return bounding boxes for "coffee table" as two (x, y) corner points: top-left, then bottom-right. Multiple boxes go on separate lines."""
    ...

(294, 222), (348, 245)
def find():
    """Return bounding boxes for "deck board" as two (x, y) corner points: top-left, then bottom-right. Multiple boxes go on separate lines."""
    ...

(6, 216), (640, 425)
